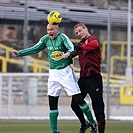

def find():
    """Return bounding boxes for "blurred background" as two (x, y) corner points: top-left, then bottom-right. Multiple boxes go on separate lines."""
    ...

(0, 0), (133, 121)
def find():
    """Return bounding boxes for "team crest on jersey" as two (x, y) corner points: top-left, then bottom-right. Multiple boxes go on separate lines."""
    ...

(51, 51), (63, 61)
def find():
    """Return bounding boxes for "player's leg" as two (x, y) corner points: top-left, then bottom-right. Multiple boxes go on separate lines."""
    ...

(48, 69), (62, 133)
(71, 78), (90, 133)
(72, 93), (96, 126)
(71, 96), (86, 126)
(86, 74), (105, 133)
(71, 96), (90, 133)
(49, 95), (60, 133)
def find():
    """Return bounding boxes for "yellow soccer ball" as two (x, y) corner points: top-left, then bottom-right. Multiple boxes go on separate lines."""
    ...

(47, 11), (62, 25)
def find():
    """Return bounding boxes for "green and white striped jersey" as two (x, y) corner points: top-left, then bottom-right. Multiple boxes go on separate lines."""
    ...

(19, 33), (74, 69)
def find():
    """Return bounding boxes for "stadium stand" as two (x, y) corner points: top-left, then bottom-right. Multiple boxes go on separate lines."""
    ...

(0, 0), (132, 27)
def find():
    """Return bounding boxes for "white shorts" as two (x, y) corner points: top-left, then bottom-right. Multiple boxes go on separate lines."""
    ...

(47, 65), (81, 96)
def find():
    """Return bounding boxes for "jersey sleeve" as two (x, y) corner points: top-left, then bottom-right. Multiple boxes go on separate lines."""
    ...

(81, 35), (99, 51)
(82, 40), (99, 50)
(19, 36), (46, 56)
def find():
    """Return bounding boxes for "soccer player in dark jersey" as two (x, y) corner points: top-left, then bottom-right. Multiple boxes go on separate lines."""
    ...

(12, 23), (97, 133)
(71, 23), (105, 133)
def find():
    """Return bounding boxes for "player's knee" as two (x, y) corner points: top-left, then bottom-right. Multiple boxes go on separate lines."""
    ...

(49, 96), (59, 110)
(72, 93), (85, 105)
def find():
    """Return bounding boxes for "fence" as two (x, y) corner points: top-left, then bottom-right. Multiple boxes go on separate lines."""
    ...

(0, 73), (133, 121)
(1, 40), (133, 74)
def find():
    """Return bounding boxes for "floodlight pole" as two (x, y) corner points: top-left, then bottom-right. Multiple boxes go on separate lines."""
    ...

(23, 0), (29, 104)
(125, 0), (132, 80)
(23, 0), (28, 73)
(106, 5), (111, 120)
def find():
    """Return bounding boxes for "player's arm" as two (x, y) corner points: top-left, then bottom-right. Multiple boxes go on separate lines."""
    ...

(82, 40), (99, 50)
(74, 40), (99, 51)
(19, 39), (46, 56)
(12, 37), (46, 57)
(72, 46), (78, 58)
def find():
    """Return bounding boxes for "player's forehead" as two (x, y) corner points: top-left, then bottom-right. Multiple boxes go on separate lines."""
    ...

(47, 24), (58, 30)
(75, 26), (85, 32)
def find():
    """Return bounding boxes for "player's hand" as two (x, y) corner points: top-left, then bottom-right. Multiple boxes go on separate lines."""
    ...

(12, 50), (19, 57)
(62, 52), (70, 58)
(74, 45), (82, 50)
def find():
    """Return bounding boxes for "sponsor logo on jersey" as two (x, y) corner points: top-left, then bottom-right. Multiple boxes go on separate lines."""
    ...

(51, 51), (63, 61)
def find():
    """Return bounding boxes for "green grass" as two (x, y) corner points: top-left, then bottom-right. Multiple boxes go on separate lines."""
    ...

(0, 120), (133, 133)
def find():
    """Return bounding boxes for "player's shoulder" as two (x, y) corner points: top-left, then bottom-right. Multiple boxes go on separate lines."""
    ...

(40, 34), (49, 41)
(41, 34), (49, 39)
(59, 33), (68, 38)
(88, 34), (99, 41)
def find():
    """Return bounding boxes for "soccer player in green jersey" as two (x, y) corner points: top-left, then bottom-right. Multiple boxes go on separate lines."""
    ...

(12, 24), (96, 133)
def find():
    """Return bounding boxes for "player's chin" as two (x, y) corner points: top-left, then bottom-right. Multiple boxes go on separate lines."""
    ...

(81, 35), (85, 39)
(50, 36), (55, 39)
(79, 35), (83, 39)
(49, 34), (54, 38)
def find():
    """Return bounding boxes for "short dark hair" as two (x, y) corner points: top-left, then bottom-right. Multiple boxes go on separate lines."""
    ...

(74, 23), (87, 30)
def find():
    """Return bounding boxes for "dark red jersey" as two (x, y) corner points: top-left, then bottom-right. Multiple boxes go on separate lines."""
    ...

(73, 35), (101, 78)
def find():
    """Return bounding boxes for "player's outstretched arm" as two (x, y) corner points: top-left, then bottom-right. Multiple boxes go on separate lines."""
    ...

(12, 50), (19, 57)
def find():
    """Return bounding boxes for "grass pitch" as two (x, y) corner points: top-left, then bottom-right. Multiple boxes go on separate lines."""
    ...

(0, 120), (133, 133)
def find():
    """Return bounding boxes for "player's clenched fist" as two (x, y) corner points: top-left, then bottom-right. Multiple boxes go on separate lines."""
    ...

(62, 52), (70, 58)
(12, 50), (19, 57)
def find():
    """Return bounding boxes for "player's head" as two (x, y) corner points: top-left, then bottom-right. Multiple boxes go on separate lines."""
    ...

(47, 24), (59, 39)
(74, 23), (90, 40)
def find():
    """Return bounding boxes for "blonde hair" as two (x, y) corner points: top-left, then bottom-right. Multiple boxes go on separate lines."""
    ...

(74, 23), (87, 30)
